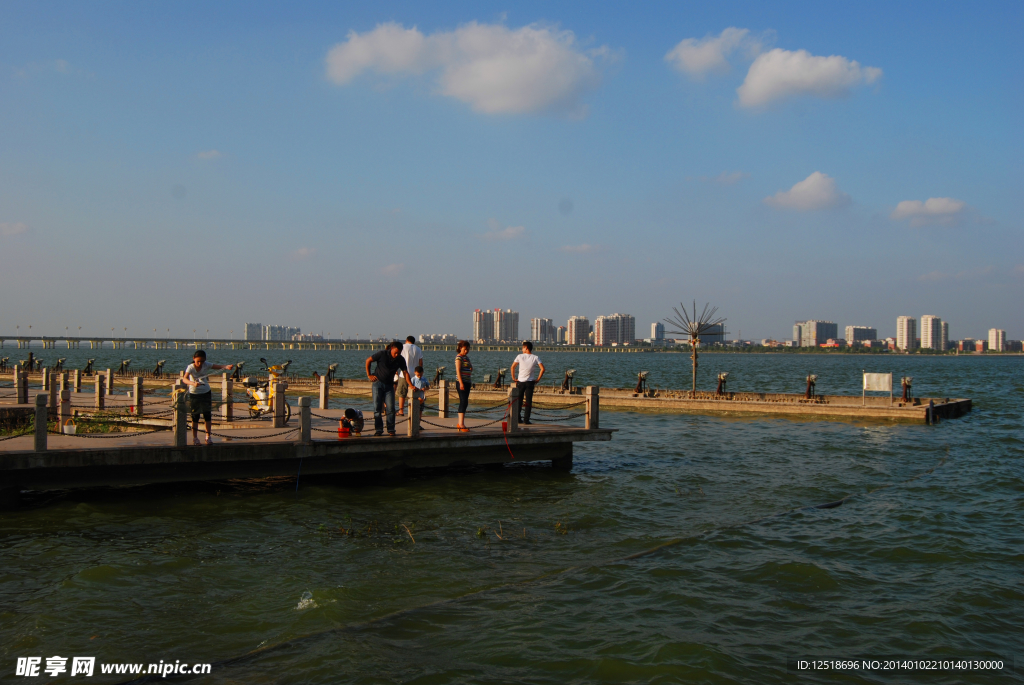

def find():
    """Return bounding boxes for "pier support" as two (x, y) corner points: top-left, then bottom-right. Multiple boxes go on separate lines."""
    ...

(221, 374), (233, 423)
(319, 375), (329, 410)
(34, 394), (47, 453)
(438, 380), (449, 418)
(586, 386), (599, 429)
(299, 397), (311, 444)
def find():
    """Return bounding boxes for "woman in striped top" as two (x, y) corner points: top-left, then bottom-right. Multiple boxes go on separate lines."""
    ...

(455, 340), (473, 432)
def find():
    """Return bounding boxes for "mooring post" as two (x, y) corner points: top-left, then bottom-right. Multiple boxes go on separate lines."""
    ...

(221, 373), (233, 423)
(586, 386), (600, 429)
(508, 386), (521, 433)
(73, 369), (81, 393)
(47, 373), (57, 418)
(408, 385), (420, 437)
(318, 374), (329, 411)
(172, 381), (187, 447)
(94, 374), (105, 410)
(273, 380), (288, 428)
(438, 379), (449, 418)
(34, 393), (48, 452)
(298, 397), (311, 445)
(133, 377), (144, 417)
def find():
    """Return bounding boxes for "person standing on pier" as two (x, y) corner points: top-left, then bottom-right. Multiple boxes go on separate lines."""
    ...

(182, 350), (233, 445)
(511, 340), (545, 425)
(396, 336), (423, 417)
(455, 340), (473, 432)
(366, 342), (412, 436)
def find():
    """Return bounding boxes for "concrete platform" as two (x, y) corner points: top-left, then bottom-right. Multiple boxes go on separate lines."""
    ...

(0, 409), (612, 494)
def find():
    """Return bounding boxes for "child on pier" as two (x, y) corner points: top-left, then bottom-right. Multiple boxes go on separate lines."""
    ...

(411, 366), (430, 411)
(342, 408), (364, 434)
(183, 351), (233, 446)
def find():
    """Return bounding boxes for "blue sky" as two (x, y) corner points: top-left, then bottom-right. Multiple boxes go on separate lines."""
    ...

(1, 1), (1021, 341)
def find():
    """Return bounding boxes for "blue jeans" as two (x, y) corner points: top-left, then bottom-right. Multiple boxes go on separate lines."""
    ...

(372, 380), (395, 433)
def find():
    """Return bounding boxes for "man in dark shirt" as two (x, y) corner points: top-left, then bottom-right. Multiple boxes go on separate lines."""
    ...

(365, 341), (413, 436)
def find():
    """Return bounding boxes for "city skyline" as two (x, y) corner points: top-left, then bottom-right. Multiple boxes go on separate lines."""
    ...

(0, 3), (1020, 339)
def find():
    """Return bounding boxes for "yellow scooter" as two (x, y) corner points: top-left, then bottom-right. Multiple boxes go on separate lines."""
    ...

(245, 358), (292, 421)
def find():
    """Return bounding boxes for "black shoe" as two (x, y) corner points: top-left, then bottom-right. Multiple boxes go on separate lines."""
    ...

(522, 420), (532, 425)
(374, 431), (384, 436)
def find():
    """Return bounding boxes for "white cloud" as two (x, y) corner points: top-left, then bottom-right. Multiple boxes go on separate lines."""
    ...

(890, 197), (967, 227)
(196, 150), (222, 160)
(559, 243), (602, 253)
(482, 218), (526, 241)
(325, 21), (609, 116)
(764, 171), (850, 211)
(0, 222), (27, 237)
(737, 48), (881, 107)
(382, 263), (405, 276)
(664, 27), (760, 79)
(290, 247), (315, 261)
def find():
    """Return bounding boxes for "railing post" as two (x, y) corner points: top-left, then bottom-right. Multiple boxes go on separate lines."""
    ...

(94, 374), (105, 410)
(319, 374), (329, 410)
(17, 367), (28, 404)
(221, 373), (233, 423)
(133, 377), (144, 417)
(58, 388), (71, 427)
(41, 367), (49, 391)
(34, 393), (48, 452)
(73, 369), (81, 393)
(408, 384), (420, 437)
(47, 373), (57, 418)
(586, 386), (600, 429)
(105, 369), (113, 395)
(172, 382), (187, 447)
(508, 386), (521, 433)
(438, 379), (449, 418)
(273, 380), (288, 428)
(298, 397), (311, 444)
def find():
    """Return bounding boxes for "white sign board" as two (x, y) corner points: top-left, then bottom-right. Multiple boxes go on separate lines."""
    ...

(863, 373), (892, 392)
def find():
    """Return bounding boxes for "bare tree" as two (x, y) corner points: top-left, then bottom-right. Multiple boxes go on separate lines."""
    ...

(664, 301), (727, 397)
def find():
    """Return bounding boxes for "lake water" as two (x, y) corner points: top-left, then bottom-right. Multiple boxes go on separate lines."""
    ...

(1, 349), (1021, 683)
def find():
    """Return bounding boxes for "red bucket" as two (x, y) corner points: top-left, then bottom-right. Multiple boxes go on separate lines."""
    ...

(338, 423), (351, 439)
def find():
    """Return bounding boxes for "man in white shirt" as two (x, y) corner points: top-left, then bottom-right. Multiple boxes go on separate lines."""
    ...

(510, 340), (545, 425)
(396, 336), (423, 416)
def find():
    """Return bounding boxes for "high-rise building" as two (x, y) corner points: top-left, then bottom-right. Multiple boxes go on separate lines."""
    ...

(493, 309), (519, 342)
(556, 326), (567, 344)
(262, 325), (300, 341)
(845, 326), (877, 344)
(593, 313), (636, 346)
(793, 320), (838, 347)
(896, 316), (918, 351)
(244, 323), (263, 341)
(652, 322), (665, 341)
(567, 316), (590, 345)
(531, 318), (555, 343)
(941, 321), (949, 351)
(921, 315), (943, 350)
(988, 328), (1006, 352)
(473, 309), (494, 342)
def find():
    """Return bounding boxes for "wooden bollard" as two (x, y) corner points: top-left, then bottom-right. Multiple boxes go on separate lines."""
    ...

(172, 382), (187, 447)
(408, 385), (420, 437)
(73, 369), (81, 393)
(299, 396), (311, 444)
(221, 374), (233, 423)
(508, 386), (521, 433)
(34, 393), (48, 452)
(319, 374), (330, 411)
(94, 374), (105, 410)
(133, 377), (144, 417)
(585, 386), (600, 429)
(438, 379), (449, 418)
